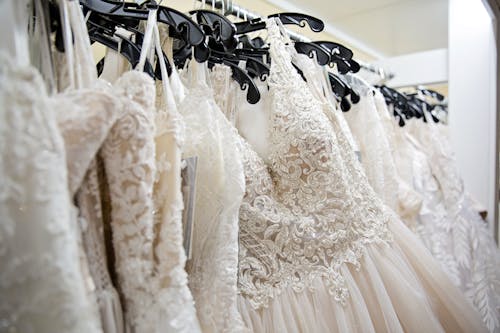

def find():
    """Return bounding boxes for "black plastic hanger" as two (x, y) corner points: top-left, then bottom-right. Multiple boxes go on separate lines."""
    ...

(294, 42), (330, 66)
(418, 87), (445, 102)
(79, 0), (205, 46)
(233, 48), (270, 68)
(208, 47), (270, 81)
(86, 11), (173, 78)
(241, 57), (270, 81)
(87, 25), (155, 78)
(327, 73), (361, 111)
(189, 9), (236, 43)
(207, 55), (261, 104)
(376, 85), (410, 126)
(313, 41), (353, 59)
(235, 12), (324, 34)
(407, 94), (441, 123)
(313, 41), (361, 74)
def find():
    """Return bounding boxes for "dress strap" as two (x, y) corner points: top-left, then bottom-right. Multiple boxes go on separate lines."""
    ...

(265, 18), (301, 87)
(136, 8), (157, 73)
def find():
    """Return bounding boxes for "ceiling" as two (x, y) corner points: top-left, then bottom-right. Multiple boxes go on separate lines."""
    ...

(265, 0), (449, 60)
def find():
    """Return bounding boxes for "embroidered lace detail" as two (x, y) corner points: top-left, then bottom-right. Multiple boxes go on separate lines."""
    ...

(55, 85), (121, 194)
(236, 19), (392, 310)
(77, 161), (125, 333)
(0, 54), (103, 333)
(138, 15), (201, 332)
(179, 60), (247, 333)
(55, 82), (125, 333)
(98, 71), (158, 332)
(408, 121), (500, 333)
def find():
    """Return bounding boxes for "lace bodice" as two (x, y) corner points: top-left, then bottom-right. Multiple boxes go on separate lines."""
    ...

(0, 55), (103, 333)
(236, 19), (393, 309)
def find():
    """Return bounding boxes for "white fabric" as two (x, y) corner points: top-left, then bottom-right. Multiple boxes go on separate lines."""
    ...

(349, 85), (426, 226)
(0, 54), (103, 333)
(408, 119), (500, 332)
(179, 60), (248, 333)
(56, 81), (125, 333)
(232, 18), (487, 333)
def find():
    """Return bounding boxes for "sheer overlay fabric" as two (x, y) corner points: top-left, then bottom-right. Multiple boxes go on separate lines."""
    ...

(233, 18), (487, 333)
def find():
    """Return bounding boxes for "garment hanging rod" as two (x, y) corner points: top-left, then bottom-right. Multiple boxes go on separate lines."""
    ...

(195, 0), (309, 42)
(195, 0), (393, 79)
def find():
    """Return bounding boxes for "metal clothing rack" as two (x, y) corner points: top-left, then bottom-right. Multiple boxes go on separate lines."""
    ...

(195, 0), (309, 42)
(195, 0), (394, 79)
(357, 60), (395, 81)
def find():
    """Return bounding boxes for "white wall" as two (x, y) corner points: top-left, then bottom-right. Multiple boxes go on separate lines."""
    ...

(373, 48), (448, 88)
(449, 0), (497, 229)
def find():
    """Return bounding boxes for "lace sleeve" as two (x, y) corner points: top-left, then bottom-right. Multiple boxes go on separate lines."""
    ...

(54, 88), (120, 195)
(99, 95), (158, 332)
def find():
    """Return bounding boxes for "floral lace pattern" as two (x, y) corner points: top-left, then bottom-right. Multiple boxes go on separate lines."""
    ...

(54, 84), (121, 195)
(77, 161), (125, 333)
(99, 71), (158, 332)
(0, 54), (103, 333)
(55, 82), (125, 333)
(180, 60), (247, 333)
(408, 121), (500, 333)
(342, 87), (399, 211)
(236, 19), (392, 309)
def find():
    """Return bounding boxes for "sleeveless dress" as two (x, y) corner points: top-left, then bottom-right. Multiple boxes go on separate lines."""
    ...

(408, 119), (500, 332)
(178, 60), (248, 333)
(341, 74), (424, 224)
(234, 18), (487, 333)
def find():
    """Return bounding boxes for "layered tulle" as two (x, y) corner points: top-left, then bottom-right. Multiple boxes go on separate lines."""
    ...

(238, 218), (487, 333)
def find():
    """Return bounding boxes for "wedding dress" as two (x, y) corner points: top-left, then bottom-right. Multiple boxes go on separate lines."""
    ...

(372, 90), (423, 226)
(234, 18), (487, 333)
(147, 16), (201, 333)
(53, 6), (200, 331)
(286, 53), (423, 227)
(56, 83), (125, 333)
(408, 119), (500, 332)
(178, 60), (247, 333)
(373, 94), (500, 332)
(0, 53), (103, 333)
(327, 73), (422, 226)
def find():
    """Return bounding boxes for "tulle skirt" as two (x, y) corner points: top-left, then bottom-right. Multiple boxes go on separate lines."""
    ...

(237, 219), (487, 333)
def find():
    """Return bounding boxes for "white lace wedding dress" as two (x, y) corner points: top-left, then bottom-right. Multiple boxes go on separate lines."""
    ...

(232, 18), (487, 333)
(177, 60), (248, 333)
(96, 12), (200, 332)
(52, 6), (200, 332)
(56, 81), (126, 333)
(372, 94), (500, 332)
(0, 53), (104, 333)
(408, 119), (500, 332)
